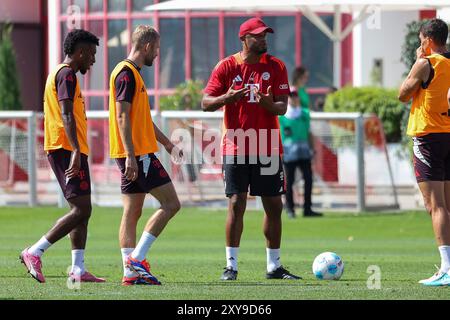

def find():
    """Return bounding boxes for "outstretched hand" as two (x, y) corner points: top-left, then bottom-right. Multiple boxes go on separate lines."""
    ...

(253, 86), (274, 109)
(224, 81), (250, 104)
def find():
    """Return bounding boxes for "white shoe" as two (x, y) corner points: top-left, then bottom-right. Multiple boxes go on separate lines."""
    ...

(419, 265), (440, 284)
(419, 271), (444, 284)
(419, 266), (450, 286)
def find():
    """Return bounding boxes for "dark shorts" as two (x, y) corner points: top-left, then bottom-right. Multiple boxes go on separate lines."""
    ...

(412, 133), (450, 183)
(115, 153), (172, 194)
(47, 149), (91, 200)
(222, 155), (286, 197)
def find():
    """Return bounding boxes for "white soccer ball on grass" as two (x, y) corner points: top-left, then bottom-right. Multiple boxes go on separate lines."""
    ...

(312, 252), (344, 280)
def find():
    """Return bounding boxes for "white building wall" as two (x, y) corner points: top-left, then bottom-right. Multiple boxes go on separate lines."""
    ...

(437, 8), (450, 23)
(48, 0), (59, 73)
(353, 11), (419, 88)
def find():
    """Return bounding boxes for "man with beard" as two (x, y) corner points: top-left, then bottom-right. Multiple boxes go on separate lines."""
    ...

(201, 17), (301, 281)
(109, 25), (183, 286)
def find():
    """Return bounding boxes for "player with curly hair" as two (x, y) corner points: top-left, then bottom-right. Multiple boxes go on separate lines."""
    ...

(19, 29), (105, 284)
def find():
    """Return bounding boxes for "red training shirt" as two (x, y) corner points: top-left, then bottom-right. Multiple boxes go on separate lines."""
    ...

(204, 52), (290, 156)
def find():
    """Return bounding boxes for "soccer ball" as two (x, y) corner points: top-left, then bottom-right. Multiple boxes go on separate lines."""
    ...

(312, 252), (344, 280)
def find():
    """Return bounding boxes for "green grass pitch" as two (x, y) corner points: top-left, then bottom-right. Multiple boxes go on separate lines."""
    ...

(0, 207), (448, 300)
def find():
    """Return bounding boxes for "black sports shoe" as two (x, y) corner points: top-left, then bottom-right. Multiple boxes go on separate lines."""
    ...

(266, 266), (301, 280)
(303, 210), (323, 217)
(221, 267), (238, 280)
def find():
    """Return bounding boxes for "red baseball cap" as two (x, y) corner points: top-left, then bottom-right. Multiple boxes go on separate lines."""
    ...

(238, 17), (274, 39)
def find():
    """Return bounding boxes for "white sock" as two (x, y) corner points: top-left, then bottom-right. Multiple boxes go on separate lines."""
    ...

(71, 249), (85, 275)
(438, 245), (450, 273)
(226, 247), (239, 271)
(131, 231), (157, 261)
(28, 236), (52, 257)
(266, 248), (281, 272)
(121, 248), (138, 277)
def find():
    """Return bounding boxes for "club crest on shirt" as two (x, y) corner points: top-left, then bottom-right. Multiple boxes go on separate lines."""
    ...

(262, 72), (270, 81)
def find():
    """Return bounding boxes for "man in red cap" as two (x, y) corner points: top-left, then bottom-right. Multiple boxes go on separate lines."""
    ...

(201, 17), (301, 281)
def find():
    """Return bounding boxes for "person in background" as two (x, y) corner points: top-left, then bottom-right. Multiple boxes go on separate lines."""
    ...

(313, 87), (337, 112)
(292, 66), (311, 111)
(279, 67), (323, 218)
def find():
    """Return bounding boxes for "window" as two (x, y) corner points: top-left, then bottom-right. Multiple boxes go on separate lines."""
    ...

(191, 18), (219, 83)
(132, 18), (154, 30)
(61, 0), (85, 13)
(225, 17), (248, 57)
(73, 0), (86, 12)
(108, 20), (128, 76)
(149, 96), (155, 110)
(87, 96), (104, 111)
(263, 16), (295, 78)
(56, 1), (348, 111)
(88, 0), (103, 13)
(60, 0), (70, 13)
(159, 18), (185, 89)
(301, 15), (334, 88)
(132, 18), (155, 89)
(133, 0), (155, 12)
(87, 20), (105, 90)
(108, 0), (126, 12)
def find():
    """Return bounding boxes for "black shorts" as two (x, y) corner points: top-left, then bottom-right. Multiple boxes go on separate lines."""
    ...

(222, 156), (286, 197)
(115, 153), (172, 194)
(412, 133), (450, 183)
(47, 149), (91, 200)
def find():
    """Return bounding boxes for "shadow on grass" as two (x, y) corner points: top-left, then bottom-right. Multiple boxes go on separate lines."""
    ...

(298, 211), (424, 219)
(160, 281), (330, 287)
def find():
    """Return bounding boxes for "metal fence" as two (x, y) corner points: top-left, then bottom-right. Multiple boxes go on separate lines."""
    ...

(0, 111), (399, 211)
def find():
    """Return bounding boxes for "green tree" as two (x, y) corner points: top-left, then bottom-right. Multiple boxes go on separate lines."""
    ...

(400, 19), (450, 74)
(159, 79), (203, 111)
(398, 21), (423, 158)
(324, 86), (406, 143)
(400, 20), (425, 75)
(0, 24), (22, 110)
